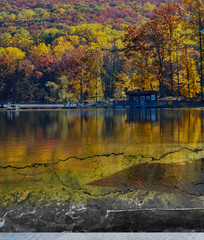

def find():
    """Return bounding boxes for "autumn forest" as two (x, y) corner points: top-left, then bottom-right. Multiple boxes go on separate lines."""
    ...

(0, 0), (203, 103)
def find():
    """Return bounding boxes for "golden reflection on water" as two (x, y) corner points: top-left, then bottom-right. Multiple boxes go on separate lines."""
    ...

(89, 159), (204, 196)
(0, 108), (204, 201)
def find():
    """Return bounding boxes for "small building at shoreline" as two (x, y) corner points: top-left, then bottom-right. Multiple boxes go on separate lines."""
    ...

(127, 90), (158, 106)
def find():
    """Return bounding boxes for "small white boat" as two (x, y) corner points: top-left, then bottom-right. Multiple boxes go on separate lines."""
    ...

(6, 103), (20, 111)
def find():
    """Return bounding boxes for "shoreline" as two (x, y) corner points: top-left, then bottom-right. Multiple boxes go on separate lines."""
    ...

(1, 97), (204, 110)
(0, 105), (204, 111)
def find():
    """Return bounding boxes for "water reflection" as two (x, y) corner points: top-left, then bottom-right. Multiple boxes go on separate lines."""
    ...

(126, 109), (157, 123)
(88, 158), (204, 196)
(0, 108), (204, 201)
(6, 110), (20, 120)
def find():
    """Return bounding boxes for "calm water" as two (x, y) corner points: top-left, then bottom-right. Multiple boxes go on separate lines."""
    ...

(0, 108), (204, 207)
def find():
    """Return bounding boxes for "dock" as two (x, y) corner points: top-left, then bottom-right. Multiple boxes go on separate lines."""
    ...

(1, 103), (112, 110)
(0, 100), (181, 110)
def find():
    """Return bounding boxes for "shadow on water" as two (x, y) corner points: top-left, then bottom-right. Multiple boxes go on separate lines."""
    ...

(88, 158), (204, 196)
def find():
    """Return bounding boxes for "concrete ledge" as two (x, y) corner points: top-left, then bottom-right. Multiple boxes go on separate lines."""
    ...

(103, 209), (204, 232)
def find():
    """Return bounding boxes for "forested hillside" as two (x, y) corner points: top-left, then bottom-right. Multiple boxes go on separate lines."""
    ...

(0, 0), (167, 32)
(0, 0), (203, 102)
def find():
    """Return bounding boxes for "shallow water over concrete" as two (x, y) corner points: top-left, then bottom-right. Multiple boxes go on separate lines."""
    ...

(0, 108), (204, 231)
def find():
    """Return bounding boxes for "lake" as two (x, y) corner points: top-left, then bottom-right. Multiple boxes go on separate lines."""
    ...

(1, 108), (204, 232)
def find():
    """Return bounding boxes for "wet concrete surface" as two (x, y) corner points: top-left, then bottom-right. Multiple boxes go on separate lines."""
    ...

(104, 209), (204, 232)
(1, 196), (204, 232)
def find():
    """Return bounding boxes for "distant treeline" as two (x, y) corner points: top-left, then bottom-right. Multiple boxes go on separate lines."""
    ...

(0, 0), (203, 102)
(0, 0), (164, 32)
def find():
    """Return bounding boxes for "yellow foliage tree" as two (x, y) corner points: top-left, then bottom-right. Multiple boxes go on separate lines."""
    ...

(32, 43), (51, 57)
(0, 47), (25, 64)
(52, 37), (74, 59)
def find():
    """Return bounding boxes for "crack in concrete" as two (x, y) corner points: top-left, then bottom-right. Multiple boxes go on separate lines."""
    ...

(121, 147), (204, 164)
(48, 168), (74, 189)
(118, 147), (204, 166)
(0, 146), (203, 206)
(81, 189), (131, 197)
(48, 168), (130, 197)
(149, 146), (204, 162)
(0, 162), (49, 170)
(55, 152), (125, 165)
(0, 146), (203, 198)
(0, 152), (125, 170)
